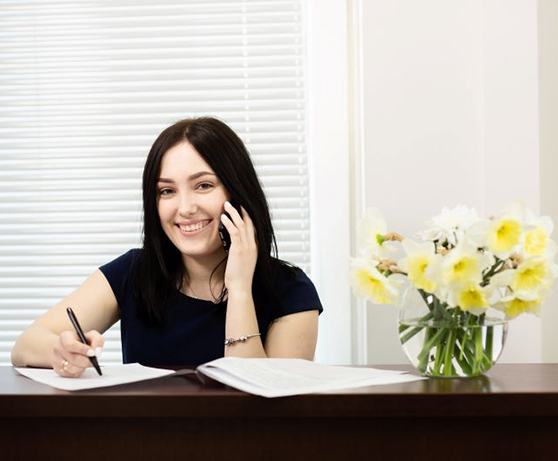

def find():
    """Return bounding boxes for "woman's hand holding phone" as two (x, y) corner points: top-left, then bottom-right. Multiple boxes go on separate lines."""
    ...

(220, 201), (258, 294)
(51, 329), (104, 378)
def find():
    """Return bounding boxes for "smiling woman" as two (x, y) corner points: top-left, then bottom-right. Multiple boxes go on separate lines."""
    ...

(156, 144), (230, 271)
(10, 117), (323, 376)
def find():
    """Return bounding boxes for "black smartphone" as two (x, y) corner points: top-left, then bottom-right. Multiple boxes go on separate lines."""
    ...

(218, 199), (242, 253)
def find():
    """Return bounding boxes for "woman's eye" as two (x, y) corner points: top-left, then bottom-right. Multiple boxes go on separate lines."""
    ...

(196, 182), (213, 191)
(158, 188), (173, 196)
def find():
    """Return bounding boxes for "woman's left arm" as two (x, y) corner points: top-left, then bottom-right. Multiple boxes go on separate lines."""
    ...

(221, 202), (319, 359)
(221, 201), (266, 358)
(225, 290), (319, 359)
(264, 310), (318, 359)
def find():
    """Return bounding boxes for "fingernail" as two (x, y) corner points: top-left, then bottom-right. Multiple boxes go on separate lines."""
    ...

(96, 347), (103, 358)
(87, 349), (95, 357)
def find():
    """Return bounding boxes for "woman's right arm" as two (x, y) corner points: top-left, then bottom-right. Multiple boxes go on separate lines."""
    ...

(10, 269), (119, 372)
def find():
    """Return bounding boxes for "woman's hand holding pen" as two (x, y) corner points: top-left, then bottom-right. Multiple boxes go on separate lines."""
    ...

(220, 201), (258, 295)
(51, 330), (104, 378)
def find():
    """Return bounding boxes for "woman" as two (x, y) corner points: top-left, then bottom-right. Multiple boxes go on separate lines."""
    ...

(11, 117), (323, 377)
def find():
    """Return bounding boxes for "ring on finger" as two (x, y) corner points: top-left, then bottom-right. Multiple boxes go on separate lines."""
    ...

(62, 359), (69, 371)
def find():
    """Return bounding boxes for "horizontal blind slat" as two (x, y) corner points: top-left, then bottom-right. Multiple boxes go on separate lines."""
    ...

(0, 0), (309, 366)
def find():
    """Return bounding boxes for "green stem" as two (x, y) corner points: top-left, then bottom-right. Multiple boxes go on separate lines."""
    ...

(457, 326), (469, 361)
(418, 289), (433, 310)
(486, 325), (493, 356)
(402, 291), (501, 377)
(481, 258), (505, 286)
(418, 327), (448, 375)
(399, 312), (434, 344)
(400, 326), (423, 344)
(418, 327), (447, 362)
(473, 327), (484, 375)
(443, 329), (456, 376)
(453, 340), (473, 375)
(433, 333), (445, 375)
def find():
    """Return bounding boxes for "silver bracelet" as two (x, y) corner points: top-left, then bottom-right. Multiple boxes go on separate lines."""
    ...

(224, 333), (261, 346)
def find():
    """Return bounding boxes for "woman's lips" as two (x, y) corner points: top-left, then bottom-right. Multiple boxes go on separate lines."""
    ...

(175, 219), (212, 236)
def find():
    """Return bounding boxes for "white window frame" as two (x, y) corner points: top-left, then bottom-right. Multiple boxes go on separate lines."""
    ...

(304, 0), (354, 364)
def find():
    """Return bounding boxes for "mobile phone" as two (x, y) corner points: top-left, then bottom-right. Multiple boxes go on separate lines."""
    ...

(218, 199), (242, 253)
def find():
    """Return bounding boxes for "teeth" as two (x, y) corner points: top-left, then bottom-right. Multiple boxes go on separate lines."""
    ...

(179, 221), (209, 232)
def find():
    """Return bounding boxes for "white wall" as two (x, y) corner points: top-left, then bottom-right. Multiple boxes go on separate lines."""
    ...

(481, 0), (541, 362)
(353, 0), (543, 364)
(539, 0), (558, 362)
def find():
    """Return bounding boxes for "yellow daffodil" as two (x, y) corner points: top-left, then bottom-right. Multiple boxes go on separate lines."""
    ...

(522, 216), (556, 258)
(349, 204), (558, 327)
(431, 243), (492, 287)
(524, 227), (548, 256)
(495, 291), (542, 319)
(511, 257), (551, 292)
(487, 218), (522, 256)
(399, 239), (437, 293)
(350, 259), (401, 305)
(447, 255), (480, 283)
(447, 283), (490, 315)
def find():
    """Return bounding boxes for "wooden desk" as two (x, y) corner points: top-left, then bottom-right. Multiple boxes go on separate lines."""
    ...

(2, 364), (558, 460)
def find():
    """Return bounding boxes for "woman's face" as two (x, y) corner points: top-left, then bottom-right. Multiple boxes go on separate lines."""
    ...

(157, 141), (229, 260)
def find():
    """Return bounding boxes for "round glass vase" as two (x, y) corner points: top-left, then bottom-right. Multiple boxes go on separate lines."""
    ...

(398, 288), (508, 378)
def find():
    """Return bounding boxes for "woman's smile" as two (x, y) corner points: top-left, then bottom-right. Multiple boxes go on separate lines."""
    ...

(175, 219), (213, 236)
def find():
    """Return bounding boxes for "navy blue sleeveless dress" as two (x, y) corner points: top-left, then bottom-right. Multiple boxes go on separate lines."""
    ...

(100, 249), (323, 366)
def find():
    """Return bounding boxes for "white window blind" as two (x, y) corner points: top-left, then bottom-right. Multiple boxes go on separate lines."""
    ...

(0, 0), (309, 365)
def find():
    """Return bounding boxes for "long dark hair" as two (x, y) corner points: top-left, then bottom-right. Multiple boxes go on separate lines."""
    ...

(135, 117), (292, 326)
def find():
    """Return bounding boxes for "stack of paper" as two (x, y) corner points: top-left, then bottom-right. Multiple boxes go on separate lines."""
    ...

(15, 357), (423, 396)
(197, 358), (423, 397)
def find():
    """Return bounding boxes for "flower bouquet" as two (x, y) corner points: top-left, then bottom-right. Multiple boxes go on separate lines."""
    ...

(350, 204), (558, 377)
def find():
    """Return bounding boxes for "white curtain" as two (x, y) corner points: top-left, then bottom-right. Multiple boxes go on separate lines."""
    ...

(0, 0), (310, 365)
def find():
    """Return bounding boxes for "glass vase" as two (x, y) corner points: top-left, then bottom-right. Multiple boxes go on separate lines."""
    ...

(398, 288), (508, 378)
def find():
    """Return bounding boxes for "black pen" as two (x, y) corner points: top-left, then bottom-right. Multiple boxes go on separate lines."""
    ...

(66, 307), (102, 376)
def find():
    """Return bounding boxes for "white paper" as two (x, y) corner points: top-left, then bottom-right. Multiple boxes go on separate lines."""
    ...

(14, 359), (424, 395)
(197, 357), (425, 398)
(14, 363), (176, 391)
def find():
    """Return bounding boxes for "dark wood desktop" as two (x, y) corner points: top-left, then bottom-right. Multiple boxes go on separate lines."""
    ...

(2, 364), (558, 460)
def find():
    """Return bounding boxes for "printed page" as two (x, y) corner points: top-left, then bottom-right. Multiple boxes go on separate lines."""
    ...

(14, 363), (178, 391)
(197, 358), (424, 397)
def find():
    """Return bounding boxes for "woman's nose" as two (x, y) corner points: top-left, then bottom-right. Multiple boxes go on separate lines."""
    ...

(177, 194), (198, 216)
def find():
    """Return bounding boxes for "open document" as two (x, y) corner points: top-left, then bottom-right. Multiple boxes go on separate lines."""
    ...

(197, 358), (424, 397)
(15, 357), (424, 395)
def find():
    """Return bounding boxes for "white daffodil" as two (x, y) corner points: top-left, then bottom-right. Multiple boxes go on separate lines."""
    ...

(487, 268), (515, 290)
(350, 258), (403, 305)
(350, 204), (558, 323)
(481, 202), (536, 259)
(399, 239), (438, 294)
(419, 205), (479, 246)
(510, 256), (558, 293)
(446, 282), (491, 316)
(494, 290), (542, 319)
(521, 215), (556, 258)
(356, 208), (390, 259)
(427, 242), (493, 288)
(486, 217), (522, 258)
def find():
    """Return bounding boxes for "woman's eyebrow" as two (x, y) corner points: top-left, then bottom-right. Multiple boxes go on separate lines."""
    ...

(158, 171), (216, 183)
(188, 171), (216, 180)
